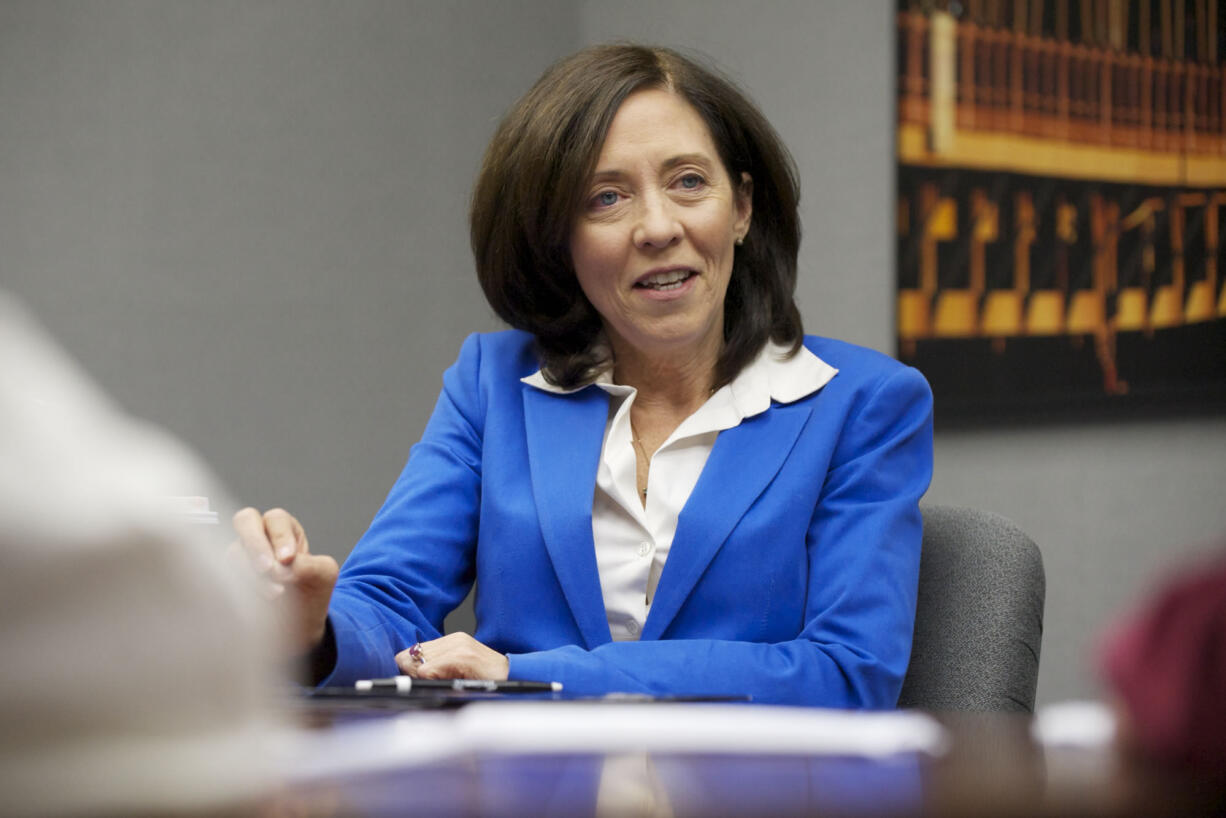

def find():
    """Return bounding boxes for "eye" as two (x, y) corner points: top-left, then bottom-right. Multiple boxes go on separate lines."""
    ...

(677, 173), (706, 191)
(589, 190), (621, 209)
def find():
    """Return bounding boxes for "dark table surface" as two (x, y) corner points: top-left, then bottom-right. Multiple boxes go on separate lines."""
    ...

(251, 699), (1225, 818)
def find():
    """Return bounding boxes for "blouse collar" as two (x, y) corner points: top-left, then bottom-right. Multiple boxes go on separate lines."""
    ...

(522, 340), (837, 426)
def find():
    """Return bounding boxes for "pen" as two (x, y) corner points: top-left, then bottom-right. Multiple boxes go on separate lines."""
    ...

(354, 675), (562, 693)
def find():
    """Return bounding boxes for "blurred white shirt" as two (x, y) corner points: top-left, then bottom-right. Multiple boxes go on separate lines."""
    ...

(0, 291), (282, 816)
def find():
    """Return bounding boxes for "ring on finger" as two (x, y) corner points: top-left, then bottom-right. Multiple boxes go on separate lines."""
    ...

(408, 642), (425, 664)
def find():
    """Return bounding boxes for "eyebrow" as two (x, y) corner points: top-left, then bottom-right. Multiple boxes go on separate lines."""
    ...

(588, 153), (716, 182)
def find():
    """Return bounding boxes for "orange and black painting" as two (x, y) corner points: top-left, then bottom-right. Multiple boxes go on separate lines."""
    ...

(896, 0), (1226, 421)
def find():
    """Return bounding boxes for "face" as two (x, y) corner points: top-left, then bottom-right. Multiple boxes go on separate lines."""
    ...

(569, 88), (752, 369)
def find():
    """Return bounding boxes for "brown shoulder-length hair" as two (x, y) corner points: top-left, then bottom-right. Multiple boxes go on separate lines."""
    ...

(470, 44), (803, 388)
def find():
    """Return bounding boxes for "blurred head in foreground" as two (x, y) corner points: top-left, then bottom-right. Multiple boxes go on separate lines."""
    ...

(0, 292), (282, 816)
(1100, 549), (1226, 771)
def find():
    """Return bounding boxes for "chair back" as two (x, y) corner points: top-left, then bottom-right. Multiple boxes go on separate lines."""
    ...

(898, 505), (1045, 711)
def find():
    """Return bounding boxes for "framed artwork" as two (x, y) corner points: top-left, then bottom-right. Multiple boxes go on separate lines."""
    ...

(895, 0), (1226, 422)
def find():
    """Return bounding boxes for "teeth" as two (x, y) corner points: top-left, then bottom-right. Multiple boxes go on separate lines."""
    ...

(639, 270), (692, 289)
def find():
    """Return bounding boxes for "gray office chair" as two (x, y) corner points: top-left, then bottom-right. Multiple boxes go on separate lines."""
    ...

(897, 505), (1045, 712)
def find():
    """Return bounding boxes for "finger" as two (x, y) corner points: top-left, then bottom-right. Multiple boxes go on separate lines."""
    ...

(231, 507), (297, 583)
(395, 641), (433, 677)
(263, 508), (307, 564)
(413, 633), (470, 661)
(232, 539), (290, 598)
(285, 553), (337, 650)
(290, 552), (339, 594)
(413, 660), (455, 680)
(232, 507), (278, 570)
(227, 539), (293, 588)
(225, 538), (277, 580)
(414, 654), (483, 681)
(409, 634), (506, 680)
(395, 648), (419, 676)
(394, 635), (439, 677)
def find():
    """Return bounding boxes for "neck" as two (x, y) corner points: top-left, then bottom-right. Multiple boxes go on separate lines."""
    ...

(610, 337), (720, 415)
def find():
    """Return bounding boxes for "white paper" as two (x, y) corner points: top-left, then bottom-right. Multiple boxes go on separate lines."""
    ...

(0, 292), (281, 817)
(278, 702), (949, 782)
(1032, 700), (1118, 749)
(456, 702), (950, 757)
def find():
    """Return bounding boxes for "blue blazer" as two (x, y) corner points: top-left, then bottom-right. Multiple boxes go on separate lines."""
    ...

(324, 330), (934, 707)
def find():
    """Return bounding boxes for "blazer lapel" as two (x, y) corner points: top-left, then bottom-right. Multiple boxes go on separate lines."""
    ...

(522, 384), (612, 648)
(641, 400), (814, 641)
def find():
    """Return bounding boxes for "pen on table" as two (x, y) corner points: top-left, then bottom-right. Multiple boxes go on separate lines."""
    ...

(355, 675), (562, 693)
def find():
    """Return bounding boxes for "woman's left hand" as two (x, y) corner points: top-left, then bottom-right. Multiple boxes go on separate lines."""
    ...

(395, 633), (509, 680)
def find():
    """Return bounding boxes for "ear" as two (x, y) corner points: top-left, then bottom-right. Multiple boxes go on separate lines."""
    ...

(734, 172), (753, 241)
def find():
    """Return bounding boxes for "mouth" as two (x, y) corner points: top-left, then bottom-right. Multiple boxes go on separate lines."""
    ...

(633, 268), (698, 292)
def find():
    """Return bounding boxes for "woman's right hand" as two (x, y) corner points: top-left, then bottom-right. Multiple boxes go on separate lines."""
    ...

(231, 507), (339, 655)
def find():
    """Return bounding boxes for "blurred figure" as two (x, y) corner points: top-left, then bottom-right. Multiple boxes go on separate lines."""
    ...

(0, 292), (283, 815)
(1100, 549), (1226, 771)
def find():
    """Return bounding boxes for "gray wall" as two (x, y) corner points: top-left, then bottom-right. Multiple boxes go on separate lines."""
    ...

(3, 0), (1223, 705)
(0, 0), (575, 555)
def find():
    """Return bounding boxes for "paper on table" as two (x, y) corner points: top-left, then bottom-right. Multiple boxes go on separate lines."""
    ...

(456, 702), (950, 757)
(1032, 700), (1118, 749)
(278, 702), (949, 782)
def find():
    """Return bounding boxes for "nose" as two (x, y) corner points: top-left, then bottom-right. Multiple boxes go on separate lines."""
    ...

(632, 193), (681, 249)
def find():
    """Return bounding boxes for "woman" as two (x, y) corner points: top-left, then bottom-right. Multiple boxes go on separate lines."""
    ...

(235, 44), (933, 707)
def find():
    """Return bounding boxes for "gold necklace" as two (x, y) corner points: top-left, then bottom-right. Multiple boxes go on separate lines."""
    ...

(626, 385), (717, 500)
(630, 428), (650, 499)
